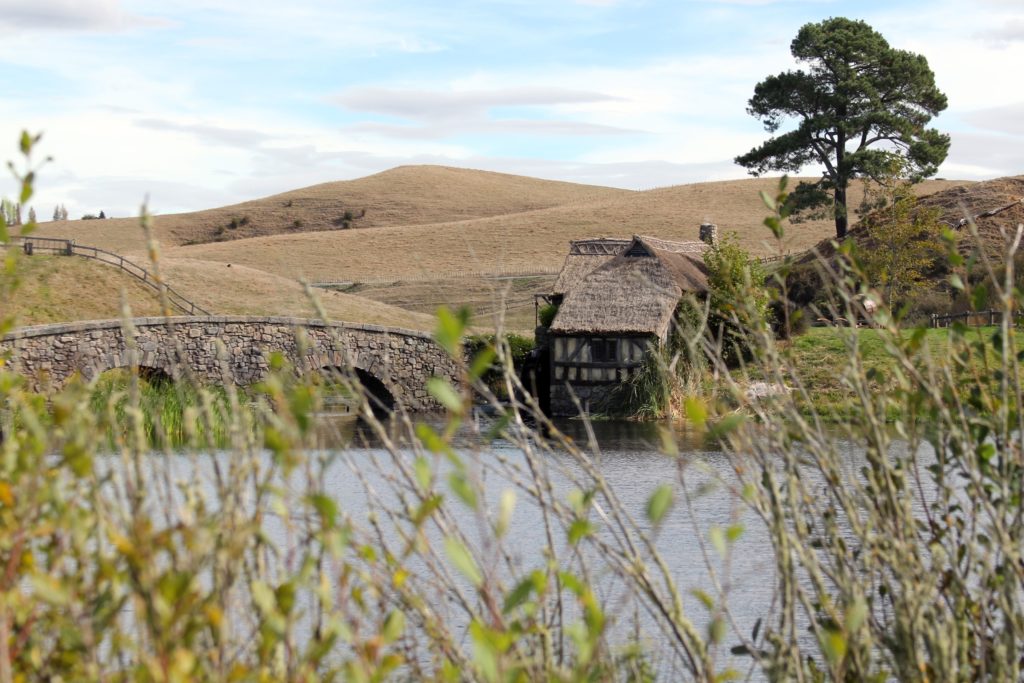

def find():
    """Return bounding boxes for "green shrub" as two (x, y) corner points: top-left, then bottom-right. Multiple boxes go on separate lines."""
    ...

(703, 237), (769, 365)
(538, 302), (559, 327)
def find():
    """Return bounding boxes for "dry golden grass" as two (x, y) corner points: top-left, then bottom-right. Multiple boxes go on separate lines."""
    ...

(0, 254), (166, 325)
(21, 166), (974, 330)
(352, 275), (557, 335)
(1, 251), (438, 331)
(154, 258), (439, 331)
(166, 176), (965, 282)
(33, 165), (631, 253)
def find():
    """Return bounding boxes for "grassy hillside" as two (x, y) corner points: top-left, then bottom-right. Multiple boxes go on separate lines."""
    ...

(33, 165), (631, 253)
(156, 259), (439, 331)
(17, 167), (979, 332)
(0, 255), (166, 326)
(1, 252), (439, 332)
(166, 177), (964, 283)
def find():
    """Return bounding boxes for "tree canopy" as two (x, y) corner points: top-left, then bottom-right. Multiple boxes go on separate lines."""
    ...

(735, 17), (949, 239)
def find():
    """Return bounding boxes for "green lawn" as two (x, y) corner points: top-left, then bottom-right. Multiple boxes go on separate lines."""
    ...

(769, 325), (1024, 419)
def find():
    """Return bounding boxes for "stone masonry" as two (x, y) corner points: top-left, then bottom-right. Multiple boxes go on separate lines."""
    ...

(0, 316), (459, 412)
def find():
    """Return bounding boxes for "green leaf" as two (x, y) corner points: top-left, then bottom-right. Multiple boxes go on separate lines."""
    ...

(568, 518), (594, 545)
(415, 422), (450, 456)
(759, 190), (776, 211)
(444, 537), (483, 587)
(950, 273), (965, 291)
(251, 580), (277, 617)
(448, 470), (478, 509)
(382, 610), (405, 644)
(427, 377), (463, 414)
(413, 456), (432, 490)
(495, 489), (515, 538)
(307, 493), (338, 528)
(708, 616), (726, 644)
(726, 523), (744, 542)
(845, 597), (867, 633)
(820, 628), (847, 664)
(434, 306), (468, 356)
(503, 576), (538, 613)
(684, 396), (707, 427)
(691, 588), (715, 611)
(31, 574), (71, 606)
(646, 485), (673, 524)
(709, 526), (726, 556)
(469, 346), (497, 381)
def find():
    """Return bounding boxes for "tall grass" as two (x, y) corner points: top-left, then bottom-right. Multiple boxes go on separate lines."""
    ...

(3, 137), (1024, 682)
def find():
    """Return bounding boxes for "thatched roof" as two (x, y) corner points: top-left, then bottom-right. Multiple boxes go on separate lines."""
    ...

(551, 238), (632, 296)
(550, 235), (708, 340)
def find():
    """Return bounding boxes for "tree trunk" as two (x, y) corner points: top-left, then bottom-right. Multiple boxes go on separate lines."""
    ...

(834, 185), (848, 240)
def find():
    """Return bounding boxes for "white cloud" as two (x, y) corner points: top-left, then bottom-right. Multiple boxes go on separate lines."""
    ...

(334, 86), (624, 120)
(0, 0), (162, 31)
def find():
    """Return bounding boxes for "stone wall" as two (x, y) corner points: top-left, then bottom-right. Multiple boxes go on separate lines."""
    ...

(0, 316), (458, 412)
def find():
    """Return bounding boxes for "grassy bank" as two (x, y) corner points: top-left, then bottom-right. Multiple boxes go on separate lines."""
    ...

(763, 324), (1024, 420)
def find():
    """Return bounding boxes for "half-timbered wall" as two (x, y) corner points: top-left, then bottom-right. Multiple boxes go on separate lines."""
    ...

(551, 334), (649, 385)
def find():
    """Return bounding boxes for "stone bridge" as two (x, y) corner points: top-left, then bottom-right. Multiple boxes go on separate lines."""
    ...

(0, 316), (459, 412)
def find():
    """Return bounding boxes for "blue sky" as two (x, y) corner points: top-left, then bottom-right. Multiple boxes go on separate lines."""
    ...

(0, 0), (1021, 218)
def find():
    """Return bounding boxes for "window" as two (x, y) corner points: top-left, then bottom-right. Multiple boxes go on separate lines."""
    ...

(591, 338), (617, 363)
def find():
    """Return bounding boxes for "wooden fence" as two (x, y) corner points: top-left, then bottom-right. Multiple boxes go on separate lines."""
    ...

(930, 309), (1024, 328)
(312, 267), (560, 289)
(6, 235), (211, 316)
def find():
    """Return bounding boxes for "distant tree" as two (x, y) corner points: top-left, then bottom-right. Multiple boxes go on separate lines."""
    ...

(99, 210), (106, 219)
(81, 214), (98, 220)
(53, 205), (60, 221)
(1, 199), (19, 226)
(735, 17), (950, 240)
(28, 207), (36, 224)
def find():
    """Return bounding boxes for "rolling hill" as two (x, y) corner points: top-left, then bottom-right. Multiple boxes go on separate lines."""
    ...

(162, 176), (965, 283)
(33, 165), (632, 254)
(17, 165), (992, 332)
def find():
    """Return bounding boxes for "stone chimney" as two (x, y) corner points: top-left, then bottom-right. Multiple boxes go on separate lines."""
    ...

(699, 222), (718, 247)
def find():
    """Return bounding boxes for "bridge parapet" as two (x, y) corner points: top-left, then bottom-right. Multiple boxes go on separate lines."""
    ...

(1, 316), (457, 412)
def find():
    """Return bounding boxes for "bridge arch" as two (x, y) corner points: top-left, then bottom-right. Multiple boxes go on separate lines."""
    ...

(1, 316), (458, 412)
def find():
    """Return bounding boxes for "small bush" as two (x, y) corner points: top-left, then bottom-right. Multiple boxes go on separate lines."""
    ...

(538, 302), (559, 328)
(292, 218), (304, 229)
(343, 210), (354, 222)
(463, 333), (534, 396)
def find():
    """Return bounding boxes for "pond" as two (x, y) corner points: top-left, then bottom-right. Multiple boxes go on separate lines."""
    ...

(96, 415), (910, 679)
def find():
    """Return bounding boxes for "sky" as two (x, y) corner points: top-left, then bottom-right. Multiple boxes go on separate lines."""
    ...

(0, 0), (1021, 219)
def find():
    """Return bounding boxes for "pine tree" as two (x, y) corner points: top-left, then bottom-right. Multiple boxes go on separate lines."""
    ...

(53, 205), (60, 221)
(28, 207), (36, 224)
(736, 18), (949, 240)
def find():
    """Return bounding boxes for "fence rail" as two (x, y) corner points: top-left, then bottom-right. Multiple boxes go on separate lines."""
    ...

(312, 267), (561, 289)
(5, 235), (211, 316)
(930, 309), (1024, 328)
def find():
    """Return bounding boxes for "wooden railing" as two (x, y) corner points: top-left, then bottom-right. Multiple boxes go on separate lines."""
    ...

(930, 309), (1024, 328)
(5, 235), (211, 316)
(312, 266), (560, 289)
